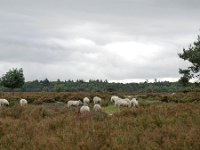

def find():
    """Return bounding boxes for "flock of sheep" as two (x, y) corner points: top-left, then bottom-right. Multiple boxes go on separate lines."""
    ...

(67, 96), (103, 113)
(111, 96), (139, 107)
(0, 95), (139, 114)
(67, 95), (139, 114)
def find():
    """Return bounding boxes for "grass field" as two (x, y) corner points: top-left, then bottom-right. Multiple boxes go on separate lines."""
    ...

(102, 105), (120, 114)
(0, 92), (200, 149)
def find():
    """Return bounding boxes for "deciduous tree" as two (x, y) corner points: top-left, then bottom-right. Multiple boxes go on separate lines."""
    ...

(1, 68), (25, 90)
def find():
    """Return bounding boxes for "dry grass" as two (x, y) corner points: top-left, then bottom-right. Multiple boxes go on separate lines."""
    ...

(0, 92), (113, 106)
(0, 102), (199, 149)
(1, 91), (200, 108)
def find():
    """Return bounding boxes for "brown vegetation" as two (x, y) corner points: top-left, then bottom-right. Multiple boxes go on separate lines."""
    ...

(1, 91), (200, 106)
(0, 97), (199, 149)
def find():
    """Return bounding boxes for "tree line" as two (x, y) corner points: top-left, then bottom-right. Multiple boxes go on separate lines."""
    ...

(0, 73), (199, 92)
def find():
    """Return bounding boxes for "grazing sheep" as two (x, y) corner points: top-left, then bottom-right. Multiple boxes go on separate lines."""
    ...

(93, 104), (102, 111)
(80, 104), (90, 113)
(20, 99), (28, 106)
(171, 93), (176, 96)
(113, 98), (130, 103)
(115, 99), (131, 108)
(130, 98), (139, 107)
(123, 98), (131, 103)
(93, 96), (101, 104)
(83, 97), (90, 103)
(0, 99), (9, 107)
(67, 100), (83, 108)
(127, 95), (132, 99)
(110, 95), (121, 103)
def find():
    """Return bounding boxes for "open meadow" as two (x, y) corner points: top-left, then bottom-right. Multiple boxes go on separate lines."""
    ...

(0, 92), (200, 150)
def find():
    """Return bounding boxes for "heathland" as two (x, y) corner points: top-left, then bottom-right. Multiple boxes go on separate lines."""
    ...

(0, 92), (199, 150)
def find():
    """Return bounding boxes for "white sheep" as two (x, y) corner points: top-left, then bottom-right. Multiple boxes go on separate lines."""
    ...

(80, 104), (90, 113)
(110, 95), (121, 103)
(171, 93), (176, 96)
(67, 100), (83, 108)
(93, 104), (102, 111)
(93, 96), (102, 104)
(20, 99), (28, 106)
(0, 99), (9, 107)
(113, 97), (130, 103)
(115, 99), (131, 108)
(83, 97), (90, 103)
(123, 98), (131, 103)
(130, 98), (139, 107)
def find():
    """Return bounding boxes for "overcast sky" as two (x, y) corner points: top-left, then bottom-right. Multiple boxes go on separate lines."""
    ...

(0, 0), (200, 82)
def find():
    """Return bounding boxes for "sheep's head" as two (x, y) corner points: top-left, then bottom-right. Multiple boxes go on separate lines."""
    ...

(132, 98), (137, 101)
(5, 101), (9, 106)
(79, 100), (83, 105)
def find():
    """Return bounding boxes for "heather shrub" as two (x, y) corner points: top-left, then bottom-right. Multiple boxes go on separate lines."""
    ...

(0, 103), (199, 149)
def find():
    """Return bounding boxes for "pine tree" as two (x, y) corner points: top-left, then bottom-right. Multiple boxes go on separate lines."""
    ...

(178, 35), (200, 84)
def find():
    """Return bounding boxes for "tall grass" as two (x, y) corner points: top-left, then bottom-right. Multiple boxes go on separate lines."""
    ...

(0, 103), (199, 149)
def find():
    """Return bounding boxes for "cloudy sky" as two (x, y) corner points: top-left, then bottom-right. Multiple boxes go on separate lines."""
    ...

(0, 0), (200, 82)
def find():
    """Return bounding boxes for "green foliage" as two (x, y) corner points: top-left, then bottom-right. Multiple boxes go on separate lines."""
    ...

(1, 68), (25, 89)
(40, 78), (50, 86)
(0, 78), (198, 92)
(178, 35), (200, 84)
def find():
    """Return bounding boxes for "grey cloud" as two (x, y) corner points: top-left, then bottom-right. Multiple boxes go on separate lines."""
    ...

(0, 0), (199, 81)
(0, 36), (100, 63)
